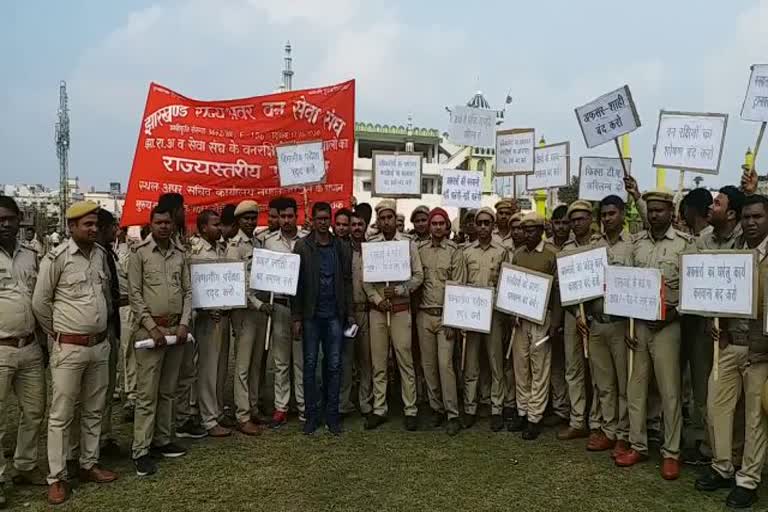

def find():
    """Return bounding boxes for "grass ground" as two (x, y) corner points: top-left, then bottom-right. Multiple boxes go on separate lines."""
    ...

(2, 405), (753, 512)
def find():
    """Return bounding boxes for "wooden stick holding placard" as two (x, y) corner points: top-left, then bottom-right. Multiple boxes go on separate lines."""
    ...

(461, 331), (467, 371)
(614, 138), (630, 177)
(264, 292), (274, 351)
(713, 317), (720, 382)
(753, 122), (766, 172)
(579, 303), (589, 358)
(505, 325), (517, 360)
(385, 281), (391, 328)
(628, 318), (635, 380)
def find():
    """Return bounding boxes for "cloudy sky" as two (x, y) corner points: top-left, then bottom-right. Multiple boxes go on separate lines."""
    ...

(2, 0), (767, 192)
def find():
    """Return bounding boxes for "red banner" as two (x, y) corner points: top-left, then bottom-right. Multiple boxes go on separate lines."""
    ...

(121, 80), (355, 227)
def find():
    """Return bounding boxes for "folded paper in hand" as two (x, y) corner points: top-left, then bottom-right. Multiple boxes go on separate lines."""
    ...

(134, 335), (196, 350)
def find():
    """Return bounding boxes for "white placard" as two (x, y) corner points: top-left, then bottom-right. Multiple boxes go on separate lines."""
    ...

(276, 140), (326, 187)
(526, 142), (570, 191)
(442, 170), (482, 208)
(249, 248), (300, 296)
(442, 283), (494, 334)
(741, 64), (768, 122)
(495, 264), (553, 325)
(362, 240), (411, 283)
(448, 105), (496, 148)
(557, 247), (608, 306)
(575, 85), (641, 148)
(578, 157), (630, 202)
(679, 251), (757, 319)
(496, 129), (535, 175)
(190, 261), (247, 309)
(652, 111), (728, 174)
(604, 266), (663, 321)
(372, 152), (422, 198)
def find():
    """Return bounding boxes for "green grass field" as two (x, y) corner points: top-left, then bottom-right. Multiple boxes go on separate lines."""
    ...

(2, 407), (751, 512)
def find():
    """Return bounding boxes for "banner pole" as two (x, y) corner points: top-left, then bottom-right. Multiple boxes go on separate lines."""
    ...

(614, 138), (630, 177)
(264, 292), (274, 351)
(753, 122), (766, 171)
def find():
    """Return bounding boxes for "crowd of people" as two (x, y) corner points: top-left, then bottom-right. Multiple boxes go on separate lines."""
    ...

(1, 169), (768, 508)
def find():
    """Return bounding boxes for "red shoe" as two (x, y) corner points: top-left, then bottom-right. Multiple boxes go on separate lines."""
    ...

(270, 410), (288, 429)
(611, 440), (630, 459)
(661, 458), (680, 480)
(615, 448), (648, 467)
(586, 430), (615, 452)
(47, 481), (69, 505)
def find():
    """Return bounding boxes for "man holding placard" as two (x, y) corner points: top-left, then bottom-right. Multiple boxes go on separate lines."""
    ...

(363, 200), (423, 431)
(462, 207), (509, 432)
(263, 197), (308, 429)
(696, 194), (768, 508)
(417, 207), (465, 435)
(617, 190), (695, 481)
(225, 200), (269, 436)
(509, 213), (560, 440)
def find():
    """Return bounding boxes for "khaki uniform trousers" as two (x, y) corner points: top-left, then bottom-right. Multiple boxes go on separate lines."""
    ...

(48, 340), (110, 483)
(341, 310), (373, 414)
(132, 335), (184, 459)
(512, 317), (552, 423)
(416, 311), (459, 419)
(0, 343), (45, 482)
(709, 345), (768, 489)
(369, 308), (417, 417)
(627, 320), (682, 459)
(549, 334), (570, 419)
(502, 319), (516, 411)
(100, 331), (119, 439)
(231, 309), (267, 423)
(195, 311), (230, 431)
(272, 303), (304, 414)
(175, 334), (198, 427)
(120, 306), (137, 402)
(464, 312), (505, 416)
(564, 311), (600, 430)
(589, 319), (629, 441)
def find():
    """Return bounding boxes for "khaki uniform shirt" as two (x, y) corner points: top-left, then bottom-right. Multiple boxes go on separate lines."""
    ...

(511, 240), (560, 318)
(463, 240), (508, 288)
(262, 229), (307, 301)
(0, 244), (38, 338)
(589, 231), (634, 317)
(363, 231), (424, 306)
(128, 235), (192, 332)
(632, 225), (695, 309)
(33, 238), (110, 336)
(351, 243), (367, 306)
(492, 229), (515, 250)
(225, 229), (264, 310)
(189, 237), (223, 262)
(418, 238), (466, 308)
(696, 223), (743, 251)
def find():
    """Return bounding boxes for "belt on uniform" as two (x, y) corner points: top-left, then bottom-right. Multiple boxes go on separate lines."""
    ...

(273, 297), (290, 306)
(353, 303), (369, 312)
(384, 302), (410, 314)
(152, 316), (178, 328)
(420, 307), (443, 317)
(0, 334), (35, 349)
(57, 331), (107, 347)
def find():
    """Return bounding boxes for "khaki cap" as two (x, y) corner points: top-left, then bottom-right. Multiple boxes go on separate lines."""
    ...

(66, 201), (100, 220)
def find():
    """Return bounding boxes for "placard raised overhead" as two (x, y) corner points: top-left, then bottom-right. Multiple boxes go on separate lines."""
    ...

(652, 111), (728, 174)
(604, 266), (663, 321)
(496, 129), (535, 176)
(578, 156), (630, 202)
(190, 261), (247, 309)
(442, 170), (482, 208)
(557, 246), (608, 306)
(443, 283), (494, 334)
(575, 85), (641, 148)
(276, 140), (326, 187)
(679, 251), (757, 319)
(371, 151), (422, 198)
(447, 105), (496, 148)
(249, 248), (300, 296)
(362, 240), (411, 283)
(741, 64), (768, 122)
(527, 142), (570, 191)
(495, 264), (553, 325)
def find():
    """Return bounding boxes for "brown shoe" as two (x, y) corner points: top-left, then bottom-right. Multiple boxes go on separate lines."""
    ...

(208, 425), (232, 437)
(47, 481), (69, 505)
(238, 421), (262, 436)
(661, 458), (680, 480)
(615, 448), (649, 467)
(611, 440), (630, 459)
(586, 430), (615, 451)
(79, 465), (118, 484)
(557, 426), (589, 441)
(13, 467), (47, 486)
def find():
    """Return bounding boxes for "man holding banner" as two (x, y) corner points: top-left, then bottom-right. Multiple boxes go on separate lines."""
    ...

(616, 190), (695, 481)
(364, 200), (423, 431)
(417, 207), (465, 435)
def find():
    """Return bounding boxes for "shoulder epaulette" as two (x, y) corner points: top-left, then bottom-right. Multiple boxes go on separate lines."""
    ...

(444, 239), (458, 249)
(46, 243), (67, 261)
(673, 228), (694, 242)
(632, 230), (649, 242)
(20, 245), (37, 255)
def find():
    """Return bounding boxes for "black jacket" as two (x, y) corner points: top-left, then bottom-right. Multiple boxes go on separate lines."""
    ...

(291, 231), (353, 322)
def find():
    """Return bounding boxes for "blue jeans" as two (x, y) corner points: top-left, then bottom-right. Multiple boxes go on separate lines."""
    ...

(303, 317), (343, 426)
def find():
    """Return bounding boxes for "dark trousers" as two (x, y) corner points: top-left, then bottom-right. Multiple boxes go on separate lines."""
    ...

(303, 317), (343, 426)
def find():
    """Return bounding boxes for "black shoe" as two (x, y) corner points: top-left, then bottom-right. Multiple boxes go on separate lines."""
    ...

(177, 420), (207, 439)
(100, 439), (123, 458)
(463, 414), (476, 429)
(326, 422), (343, 436)
(490, 414), (504, 432)
(502, 407), (516, 421)
(507, 414), (526, 432)
(522, 421), (542, 441)
(150, 442), (187, 459)
(134, 455), (157, 477)
(428, 410), (445, 428)
(303, 418), (318, 436)
(364, 414), (387, 430)
(404, 416), (418, 432)
(446, 418), (462, 436)
(695, 468), (733, 492)
(726, 486), (758, 508)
